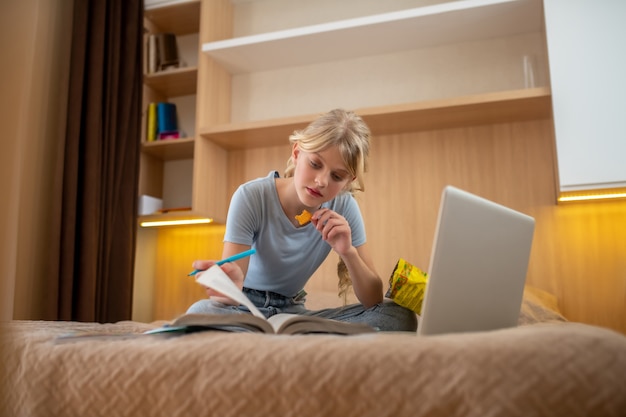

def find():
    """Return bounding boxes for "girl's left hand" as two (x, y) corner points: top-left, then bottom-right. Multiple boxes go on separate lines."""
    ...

(311, 208), (352, 255)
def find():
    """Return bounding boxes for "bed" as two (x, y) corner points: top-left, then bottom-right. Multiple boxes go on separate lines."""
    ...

(1, 287), (625, 417)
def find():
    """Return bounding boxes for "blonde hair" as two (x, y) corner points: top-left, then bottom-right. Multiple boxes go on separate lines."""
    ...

(284, 109), (370, 193)
(284, 109), (371, 303)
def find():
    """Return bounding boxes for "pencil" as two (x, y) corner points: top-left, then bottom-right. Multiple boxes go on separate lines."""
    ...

(187, 248), (256, 276)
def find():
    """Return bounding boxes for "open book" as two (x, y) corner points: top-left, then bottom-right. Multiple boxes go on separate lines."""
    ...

(146, 312), (374, 336)
(147, 265), (375, 336)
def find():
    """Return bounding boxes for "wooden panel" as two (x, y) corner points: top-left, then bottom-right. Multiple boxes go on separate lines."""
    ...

(144, 0), (201, 35)
(196, 0), (234, 129)
(202, 0), (543, 74)
(531, 202), (626, 332)
(193, 138), (229, 222)
(360, 121), (559, 292)
(153, 224), (226, 320)
(200, 88), (552, 150)
(3, 0), (74, 320)
(142, 137), (194, 160)
(138, 153), (164, 198)
(364, 88), (552, 136)
(227, 145), (291, 197)
(203, 115), (313, 149)
(143, 67), (198, 97)
(196, 58), (232, 129)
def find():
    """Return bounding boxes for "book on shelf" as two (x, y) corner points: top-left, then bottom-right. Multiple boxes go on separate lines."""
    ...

(146, 102), (157, 142)
(145, 101), (181, 142)
(157, 33), (179, 71)
(145, 32), (181, 74)
(157, 102), (178, 133)
(158, 131), (181, 140)
(146, 265), (376, 336)
(147, 32), (158, 74)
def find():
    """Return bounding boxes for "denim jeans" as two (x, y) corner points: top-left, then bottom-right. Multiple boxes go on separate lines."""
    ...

(186, 288), (417, 332)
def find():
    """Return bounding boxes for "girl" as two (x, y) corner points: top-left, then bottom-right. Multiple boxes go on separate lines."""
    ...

(187, 109), (416, 331)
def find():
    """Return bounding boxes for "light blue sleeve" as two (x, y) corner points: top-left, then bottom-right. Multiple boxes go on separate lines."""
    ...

(223, 184), (260, 246)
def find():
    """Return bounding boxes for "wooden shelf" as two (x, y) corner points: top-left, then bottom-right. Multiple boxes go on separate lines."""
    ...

(364, 87), (552, 135)
(199, 87), (552, 150)
(142, 137), (194, 160)
(202, 0), (543, 74)
(144, 0), (200, 35)
(143, 66), (197, 97)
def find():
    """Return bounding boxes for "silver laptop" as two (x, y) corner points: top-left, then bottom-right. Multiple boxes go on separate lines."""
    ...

(417, 186), (535, 336)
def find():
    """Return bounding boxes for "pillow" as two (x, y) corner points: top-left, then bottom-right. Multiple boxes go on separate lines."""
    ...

(518, 286), (567, 325)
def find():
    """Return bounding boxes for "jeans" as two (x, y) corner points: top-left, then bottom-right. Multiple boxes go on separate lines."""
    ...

(186, 288), (417, 332)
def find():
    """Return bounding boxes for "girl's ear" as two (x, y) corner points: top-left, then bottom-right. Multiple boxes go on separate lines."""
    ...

(342, 176), (358, 192)
(291, 143), (300, 160)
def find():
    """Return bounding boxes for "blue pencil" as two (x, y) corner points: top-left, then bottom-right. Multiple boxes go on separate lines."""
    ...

(187, 248), (256, 276)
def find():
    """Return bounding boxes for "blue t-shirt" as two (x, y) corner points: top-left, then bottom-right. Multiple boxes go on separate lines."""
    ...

(224, 171), (366, 297)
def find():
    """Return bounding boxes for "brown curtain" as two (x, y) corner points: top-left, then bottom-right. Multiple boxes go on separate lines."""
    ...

(50, 0), (143, 322)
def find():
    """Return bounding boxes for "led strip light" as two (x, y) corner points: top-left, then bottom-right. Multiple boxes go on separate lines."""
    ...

(140, 218), (213, 227)
(558, 189), (626, 203)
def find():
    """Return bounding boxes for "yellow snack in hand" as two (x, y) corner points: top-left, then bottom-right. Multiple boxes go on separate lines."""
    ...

(295, 209), (312, 225)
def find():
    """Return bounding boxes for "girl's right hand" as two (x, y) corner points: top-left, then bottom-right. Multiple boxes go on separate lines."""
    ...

(191, 260), (245, 305)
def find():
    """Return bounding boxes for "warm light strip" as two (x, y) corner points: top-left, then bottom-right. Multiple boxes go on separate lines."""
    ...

(558, 192), (626, 203)
(140, 218), (213, 227)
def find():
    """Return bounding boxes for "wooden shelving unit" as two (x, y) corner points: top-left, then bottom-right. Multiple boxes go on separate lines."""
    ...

(200, 87), (552, 150)
(141, 137), (194, 160)
(202, 0), (542, 74)
(143, 66), (197, 97)
(144, 0), (200, 35)
(136, 0), (552, 224)
(139, 0), (204, 223)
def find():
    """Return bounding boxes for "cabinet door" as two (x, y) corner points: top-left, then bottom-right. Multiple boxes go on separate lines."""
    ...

(544, 0), (626, 193)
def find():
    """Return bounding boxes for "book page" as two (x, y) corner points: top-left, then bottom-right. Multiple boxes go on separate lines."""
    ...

(266, 313), (301, 332)
(167, 313), (274, 334)
(267, 313), (375, 335)
(195, 265), (265, 319)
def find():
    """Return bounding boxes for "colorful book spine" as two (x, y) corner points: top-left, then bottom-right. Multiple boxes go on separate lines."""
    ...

(158, 131), (181, 140)
(157, 102), (178, 136)
(146, 102), (180, 142)
(148, 34), (157, 74)
(146, 102), (157, 142)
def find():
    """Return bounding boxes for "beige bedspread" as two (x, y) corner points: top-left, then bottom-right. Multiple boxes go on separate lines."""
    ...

(2, 319), (625, 417)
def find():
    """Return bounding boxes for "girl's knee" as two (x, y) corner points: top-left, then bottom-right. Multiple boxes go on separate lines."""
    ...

(377, 299), (418, 332)
(186, 299), (235, 315)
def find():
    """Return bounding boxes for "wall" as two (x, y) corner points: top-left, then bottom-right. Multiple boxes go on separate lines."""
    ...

(0, 0), (73, 320)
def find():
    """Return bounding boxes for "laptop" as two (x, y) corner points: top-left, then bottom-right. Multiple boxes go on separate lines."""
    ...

(417, 186), (535, 336)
